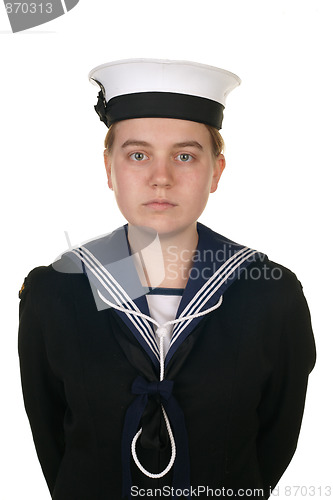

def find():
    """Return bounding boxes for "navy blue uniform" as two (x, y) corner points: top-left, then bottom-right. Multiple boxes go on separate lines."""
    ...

(18, 224), (316, 499)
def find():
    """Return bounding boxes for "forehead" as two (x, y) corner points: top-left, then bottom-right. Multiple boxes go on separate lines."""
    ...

(112, 117), (211, 146)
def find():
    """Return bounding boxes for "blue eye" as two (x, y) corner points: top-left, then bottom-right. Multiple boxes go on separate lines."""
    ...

(176, 153), (193, 162)
(130, 152), (148, 161)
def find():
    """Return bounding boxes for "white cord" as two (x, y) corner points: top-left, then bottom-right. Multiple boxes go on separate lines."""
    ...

(97, 290), (223, 479)
(130, 326), (177, 478)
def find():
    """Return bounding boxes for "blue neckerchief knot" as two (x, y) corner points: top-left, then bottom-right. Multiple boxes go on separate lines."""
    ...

(121, 375), (191, 499)
(132, 376), (174, 401)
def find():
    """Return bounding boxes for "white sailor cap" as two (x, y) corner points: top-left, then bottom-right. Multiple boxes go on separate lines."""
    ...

(88, 58), (241, 130)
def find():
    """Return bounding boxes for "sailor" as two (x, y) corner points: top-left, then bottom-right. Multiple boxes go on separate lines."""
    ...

(18, 59), (316, 500)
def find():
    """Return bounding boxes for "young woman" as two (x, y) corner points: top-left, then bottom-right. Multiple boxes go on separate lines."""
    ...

(18, 59), (316, 500)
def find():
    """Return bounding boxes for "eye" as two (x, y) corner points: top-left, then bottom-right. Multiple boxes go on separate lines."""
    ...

(176, 153), (193, 162)
(130, 152), (148, 161)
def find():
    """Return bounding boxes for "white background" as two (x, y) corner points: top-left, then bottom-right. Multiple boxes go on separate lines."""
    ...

(1, 1), (332, 498)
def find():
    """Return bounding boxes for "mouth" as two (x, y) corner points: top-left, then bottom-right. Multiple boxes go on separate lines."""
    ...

(143, 199), (177, 211)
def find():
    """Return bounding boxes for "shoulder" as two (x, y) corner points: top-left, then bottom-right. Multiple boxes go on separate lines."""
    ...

(19, 265), (56, 299)
(17, 226), (127, 306)
(199, 223), (303, 300)
(229, 255), (309, 321)
(18, 261), (87, 305)
(246, 256), (301, 290)
(226, 256), (315, 365)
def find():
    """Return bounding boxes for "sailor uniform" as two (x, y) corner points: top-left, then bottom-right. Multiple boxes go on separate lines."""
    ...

(19, 58), (315, 499)
(18, 223), (315, 500)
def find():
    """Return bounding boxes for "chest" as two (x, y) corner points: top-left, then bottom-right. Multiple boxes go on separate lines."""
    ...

(44, 283), (278, 426)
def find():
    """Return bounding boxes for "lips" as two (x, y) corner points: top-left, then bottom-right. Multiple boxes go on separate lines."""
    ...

(143, 199), (177, 211)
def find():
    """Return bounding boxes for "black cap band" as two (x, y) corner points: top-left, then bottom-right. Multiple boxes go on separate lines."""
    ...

(95, 91), (224, 129)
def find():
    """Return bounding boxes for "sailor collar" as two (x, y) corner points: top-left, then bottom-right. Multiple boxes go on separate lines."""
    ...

(53, 223), (265, 369)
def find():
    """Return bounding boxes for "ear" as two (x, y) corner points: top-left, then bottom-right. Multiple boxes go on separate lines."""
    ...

(104, 150), (113, 190)
(210, 153), (225, 193)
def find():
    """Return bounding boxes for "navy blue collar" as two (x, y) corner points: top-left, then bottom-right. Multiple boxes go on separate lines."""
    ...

(164, 223), (264, 365)
(54, 223), (265, 368)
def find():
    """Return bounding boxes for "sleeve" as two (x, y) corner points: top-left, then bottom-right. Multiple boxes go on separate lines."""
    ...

(256, 279), (316, 498)
(18, 270), (67, 495)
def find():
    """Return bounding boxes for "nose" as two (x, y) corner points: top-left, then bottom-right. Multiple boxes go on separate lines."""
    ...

(149, 157), (173, 188)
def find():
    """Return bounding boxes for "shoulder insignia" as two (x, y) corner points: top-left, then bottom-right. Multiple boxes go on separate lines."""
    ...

(19, 278), (27, 299)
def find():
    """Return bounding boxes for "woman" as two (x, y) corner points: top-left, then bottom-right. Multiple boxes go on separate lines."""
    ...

(18, 59), (316, 499)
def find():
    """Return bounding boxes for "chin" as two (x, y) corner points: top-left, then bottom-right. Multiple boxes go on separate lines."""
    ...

(152, 222), (197, 239)
(127, 213), (198, 238)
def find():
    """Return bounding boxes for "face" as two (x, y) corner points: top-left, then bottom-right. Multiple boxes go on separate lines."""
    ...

(104, 118), (225, 238)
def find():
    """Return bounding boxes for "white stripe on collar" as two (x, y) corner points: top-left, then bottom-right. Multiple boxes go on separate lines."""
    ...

(71, 246), (159, 359)
(171, 247), (256, 344)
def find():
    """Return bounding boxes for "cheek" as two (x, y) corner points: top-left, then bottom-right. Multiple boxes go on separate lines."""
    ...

(111, 168), (141, 204)
(186, 169), (214, 195)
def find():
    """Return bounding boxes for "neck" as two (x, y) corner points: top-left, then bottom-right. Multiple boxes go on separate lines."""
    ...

(128, 223), (198, 289)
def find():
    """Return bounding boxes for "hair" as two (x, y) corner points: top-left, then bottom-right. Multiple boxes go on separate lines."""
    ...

(104, 122), (225, 157)
(205, 124), (225, 157)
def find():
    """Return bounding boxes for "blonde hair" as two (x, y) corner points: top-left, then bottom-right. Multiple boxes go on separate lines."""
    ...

(104, 122), (224, 157)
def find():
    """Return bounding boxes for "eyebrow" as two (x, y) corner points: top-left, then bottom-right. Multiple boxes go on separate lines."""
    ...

(121, 140), (151, 149)
(173, 141), (203, 150)
(121, 139), (203, 150)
